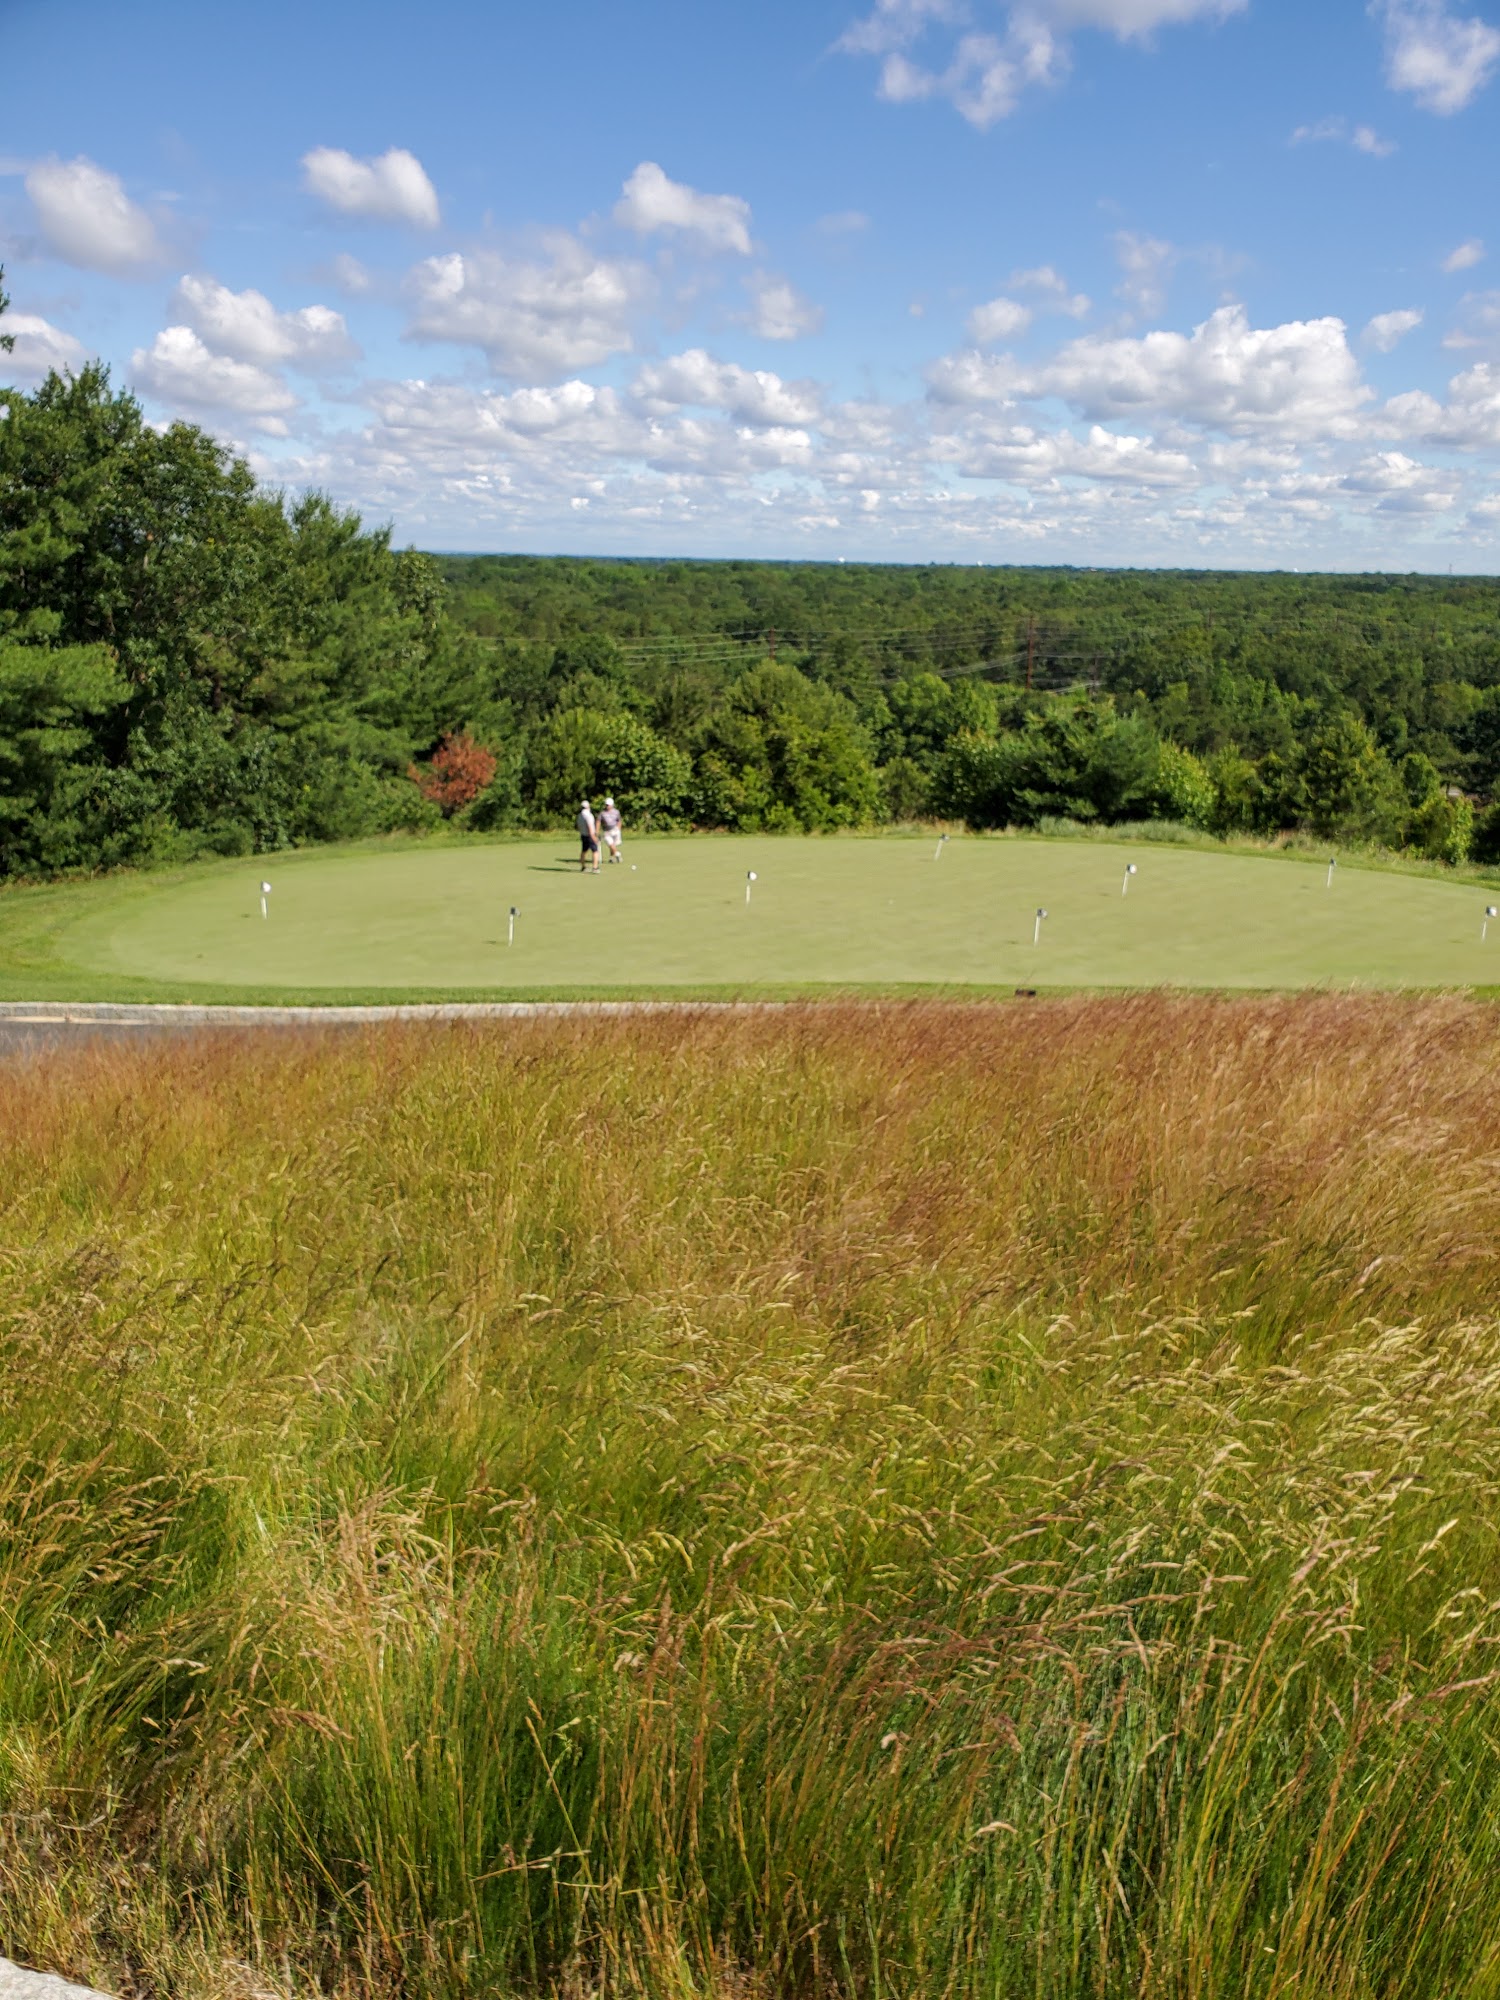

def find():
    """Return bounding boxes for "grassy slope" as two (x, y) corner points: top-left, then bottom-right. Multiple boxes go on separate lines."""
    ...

(5, 998), (1500, 1998)
(5, 829), (1500, 1003)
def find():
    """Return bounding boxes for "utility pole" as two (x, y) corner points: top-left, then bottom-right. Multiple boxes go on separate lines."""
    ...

(767, 627), (777, 661)
(1025, 614), (1035, 692)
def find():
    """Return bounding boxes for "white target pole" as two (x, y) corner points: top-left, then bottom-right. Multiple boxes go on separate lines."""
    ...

(1122, 862), (1138, 897)
(1034, 906), (1047, 947)
(1326, 857), (1337, 890)
(260, 879), (271, 920)
(1484, 905), (1497, 943)
(508, 905), (518, 947)
(935, 833), (949, 861)
(746, 870), (758, 907)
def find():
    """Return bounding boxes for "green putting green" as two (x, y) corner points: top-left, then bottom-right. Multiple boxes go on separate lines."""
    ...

(5, 833), (1500, 1000)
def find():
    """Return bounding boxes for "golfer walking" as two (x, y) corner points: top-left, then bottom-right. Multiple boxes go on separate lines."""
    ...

(599, 796), (623, 864)
(578, 798), (600, 874)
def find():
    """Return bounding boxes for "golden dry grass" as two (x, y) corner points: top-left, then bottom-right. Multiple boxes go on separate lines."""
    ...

(3, 997), (1500, 1998)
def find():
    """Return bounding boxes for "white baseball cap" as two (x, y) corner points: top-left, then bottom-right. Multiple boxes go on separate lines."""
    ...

(605, 796), (615, 806)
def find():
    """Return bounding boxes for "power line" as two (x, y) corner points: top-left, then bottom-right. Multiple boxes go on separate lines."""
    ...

(485, 608), (1466, 656)
(469, 608), (1492, 691)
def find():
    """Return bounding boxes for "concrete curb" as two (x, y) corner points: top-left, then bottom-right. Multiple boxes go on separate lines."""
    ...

(0, 1000), (772, 1027)
(0, 1960), (114, 2000)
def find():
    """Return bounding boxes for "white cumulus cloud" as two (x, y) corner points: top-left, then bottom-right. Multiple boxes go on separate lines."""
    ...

(875, 21), (1064, 127)
(360, 374), (622, 447)
(944, 420), (1197, 485)
(131, 326), (297, 422)
(1388, 358), (1500, 446)
(967, 296), (1033, 343)
(1364, 307), (1424, 350)
(1443, 237), (1486, 271)
(1444, 290), (1500, 350)
(404, 237), (650, 380)
(838, 0), (1243, 123)
(1041, 0), (1244, 26)
(301, 146), (440, 228)
(633, 349), (821, 427)
(24, 156), (165, 275)
(836, 0), (965, 57)
(254, 329), (1489, 564)
(173, 276), (358, 370)
(1011, 265), (1092, 315)
(930, 304), (1374, 440)
(613, 162), (752, 254)
(1340, 449), (1459, 511)
(744, 273), (824, 340)
(842, 0), (1241, 48)
(1, 311), (88, 380)
(1114, 232), (1178, 316)
(1290, 115), (1397, 154)
(1375, 0), (1500, 113)
(329, 253), (373, 296)
(91, 131), (1491, 568)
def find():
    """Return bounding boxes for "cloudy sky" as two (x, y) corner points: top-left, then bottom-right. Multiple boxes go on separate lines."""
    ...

(5, 0), (1500, 567)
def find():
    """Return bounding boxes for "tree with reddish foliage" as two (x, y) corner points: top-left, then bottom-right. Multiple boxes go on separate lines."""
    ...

(409, 731), (498, 816)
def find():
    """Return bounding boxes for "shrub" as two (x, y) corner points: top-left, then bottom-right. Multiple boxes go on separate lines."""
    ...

(1149, 740), (1216, 829)
(1297, 711), (1405, 844)
(1206, 746), (1263, 835)
(940, 697), (1161, 829)
(1406, 789), (1473, 864)
(1471, 801), (1500, 866)
(526, 709), (692, 826)
(409, 731), (499, 816)
(879, 754), (932, 822)
(687, 662), (880, 831)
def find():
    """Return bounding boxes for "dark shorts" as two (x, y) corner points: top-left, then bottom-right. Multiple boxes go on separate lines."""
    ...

(581, 834), (598, 854)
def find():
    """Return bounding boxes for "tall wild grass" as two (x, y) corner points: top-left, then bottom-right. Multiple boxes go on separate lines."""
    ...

(3, 998), (1500, 1998)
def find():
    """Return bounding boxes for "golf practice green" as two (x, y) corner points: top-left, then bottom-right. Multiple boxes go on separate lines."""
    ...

(10, 834), (1500, 998)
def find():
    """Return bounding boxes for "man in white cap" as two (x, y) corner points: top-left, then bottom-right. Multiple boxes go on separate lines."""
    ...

(599, 795), (623, 864)
(578, 798), (600, 874)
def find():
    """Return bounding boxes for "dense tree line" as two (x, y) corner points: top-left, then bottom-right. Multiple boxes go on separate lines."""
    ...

(442, 554), (1500, 861)
(1, 305), (492, 878)
(3, 298), (1498, 879)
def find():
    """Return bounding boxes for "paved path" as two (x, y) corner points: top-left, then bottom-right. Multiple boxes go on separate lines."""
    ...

(0, 1960), (113, 2000)
(0, 998), (772, 1058)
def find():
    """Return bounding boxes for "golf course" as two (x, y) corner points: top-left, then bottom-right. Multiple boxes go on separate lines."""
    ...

(3, 832), (1499, 1002)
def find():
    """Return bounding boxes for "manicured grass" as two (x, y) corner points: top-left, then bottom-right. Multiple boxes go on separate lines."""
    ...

(5, 998), (1500, 1999)
(4, 831), (1500, 1001)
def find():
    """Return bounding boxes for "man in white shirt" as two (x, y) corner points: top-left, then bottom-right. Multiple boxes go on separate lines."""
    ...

(599, 797), (623, 863)
(578, 799), (600, 873)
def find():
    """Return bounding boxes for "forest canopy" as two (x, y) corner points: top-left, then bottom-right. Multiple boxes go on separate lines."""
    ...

(4, 294), (1500, 880)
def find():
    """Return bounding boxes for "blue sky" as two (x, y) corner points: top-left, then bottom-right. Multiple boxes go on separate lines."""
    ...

(4, 0), (1500, 567)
